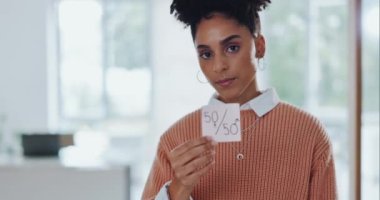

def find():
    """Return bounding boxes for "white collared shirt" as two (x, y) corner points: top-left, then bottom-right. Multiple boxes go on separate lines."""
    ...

(208, 88), (280, 116)
(154, 88), (280, 200)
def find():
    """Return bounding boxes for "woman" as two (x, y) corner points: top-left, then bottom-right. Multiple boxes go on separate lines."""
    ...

(142, 0), (337, 199)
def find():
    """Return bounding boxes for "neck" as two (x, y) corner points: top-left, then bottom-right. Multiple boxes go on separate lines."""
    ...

(218, 78), (261, 105)
(238, 80), (261, 105)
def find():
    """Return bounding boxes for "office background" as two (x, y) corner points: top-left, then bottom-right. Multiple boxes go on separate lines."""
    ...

(0, 0), (378, 199)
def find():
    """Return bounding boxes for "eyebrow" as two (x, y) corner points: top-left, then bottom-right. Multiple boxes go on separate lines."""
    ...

(196, 35), (241, 49)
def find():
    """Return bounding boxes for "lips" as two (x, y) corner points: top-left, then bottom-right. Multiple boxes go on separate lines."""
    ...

(215, 77), (236, 87)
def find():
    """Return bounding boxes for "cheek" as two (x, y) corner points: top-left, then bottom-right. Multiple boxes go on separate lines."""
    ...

(199, 61), (214, 79)
(231, 44), (256, 67)
(239, 65), (256, 82)
(247, 45), (257, 66)
(231, 54), (256, 81)
(199, 61), (208, 72)
(231, 52), (255, 72)
(243, 43), (257, 66)
(198, 59), (207, 72)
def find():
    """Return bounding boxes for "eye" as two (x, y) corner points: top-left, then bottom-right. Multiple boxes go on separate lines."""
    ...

(199, 51), (213, 60)
(226, 45), (240, 53)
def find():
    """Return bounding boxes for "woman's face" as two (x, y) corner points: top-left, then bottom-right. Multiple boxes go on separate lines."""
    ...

(194, 13), (259, 104)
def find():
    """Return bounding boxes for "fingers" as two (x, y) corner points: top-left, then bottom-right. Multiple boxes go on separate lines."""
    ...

(173, 152), (216, 188)
(175, 141), (215, 166)
(175, 150), (215, 179)
(169, 137), (216, 170)
(182, 157), (215, 185)
(168, 137), (217, 188)
(186, 158), (215, 181)
(171, 136), (212, 158)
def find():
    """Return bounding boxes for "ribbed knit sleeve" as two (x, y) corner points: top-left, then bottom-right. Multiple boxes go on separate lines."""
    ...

(308, 122), (337, 200)
(142, 137), (172, 200)
(141, 110), (201, 200)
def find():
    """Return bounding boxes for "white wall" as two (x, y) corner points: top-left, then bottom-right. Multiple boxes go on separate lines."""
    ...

(150, 0), (213, 142)
(0, 0), (50, 136)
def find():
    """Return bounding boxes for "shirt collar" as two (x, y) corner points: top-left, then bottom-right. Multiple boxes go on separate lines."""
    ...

(208, 88), (280, 117)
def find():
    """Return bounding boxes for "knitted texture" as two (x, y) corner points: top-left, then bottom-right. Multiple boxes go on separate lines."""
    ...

(142, 102), (337, 200)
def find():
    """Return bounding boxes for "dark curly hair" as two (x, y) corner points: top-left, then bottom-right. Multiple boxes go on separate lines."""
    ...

(170, 0), (271, 40)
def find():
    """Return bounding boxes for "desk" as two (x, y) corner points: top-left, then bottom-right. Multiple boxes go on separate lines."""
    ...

(0, 157), (130, 200)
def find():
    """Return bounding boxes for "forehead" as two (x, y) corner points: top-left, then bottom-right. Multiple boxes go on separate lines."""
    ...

(194, 14), (251, 45)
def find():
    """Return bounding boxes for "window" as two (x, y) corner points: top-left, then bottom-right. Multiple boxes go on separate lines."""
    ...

(57, 2), (151, 198)
(57, 0), (151, 125)
(264, 0), (350, 198)
(362, 0), (379, 199)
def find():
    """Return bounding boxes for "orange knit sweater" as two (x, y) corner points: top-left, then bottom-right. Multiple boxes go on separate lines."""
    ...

(142, 102), (337, 199)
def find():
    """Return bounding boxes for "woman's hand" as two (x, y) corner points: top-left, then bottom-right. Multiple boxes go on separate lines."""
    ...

(168, 136), (217, 199)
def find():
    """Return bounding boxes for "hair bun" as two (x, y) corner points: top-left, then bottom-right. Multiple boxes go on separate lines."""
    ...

(170, 0), (271, 26)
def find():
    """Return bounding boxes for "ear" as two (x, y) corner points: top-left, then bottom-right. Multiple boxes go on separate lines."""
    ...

(254, 34), (266, 59)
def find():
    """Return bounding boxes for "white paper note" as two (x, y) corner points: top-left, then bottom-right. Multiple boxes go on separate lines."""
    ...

(201, 103), (241, 142)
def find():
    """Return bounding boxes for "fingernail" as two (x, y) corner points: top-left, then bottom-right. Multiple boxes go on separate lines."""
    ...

(205, 136), (213, 141)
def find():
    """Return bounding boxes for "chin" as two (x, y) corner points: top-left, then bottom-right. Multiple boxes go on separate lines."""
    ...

(217, 91), (241, 103)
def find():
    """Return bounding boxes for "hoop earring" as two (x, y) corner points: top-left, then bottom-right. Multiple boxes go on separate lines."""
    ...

(257, 58), (266, 71)
(197, 70), (209, 84)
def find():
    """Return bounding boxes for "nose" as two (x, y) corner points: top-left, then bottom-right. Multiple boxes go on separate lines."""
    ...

(213, 55), (228, 73)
